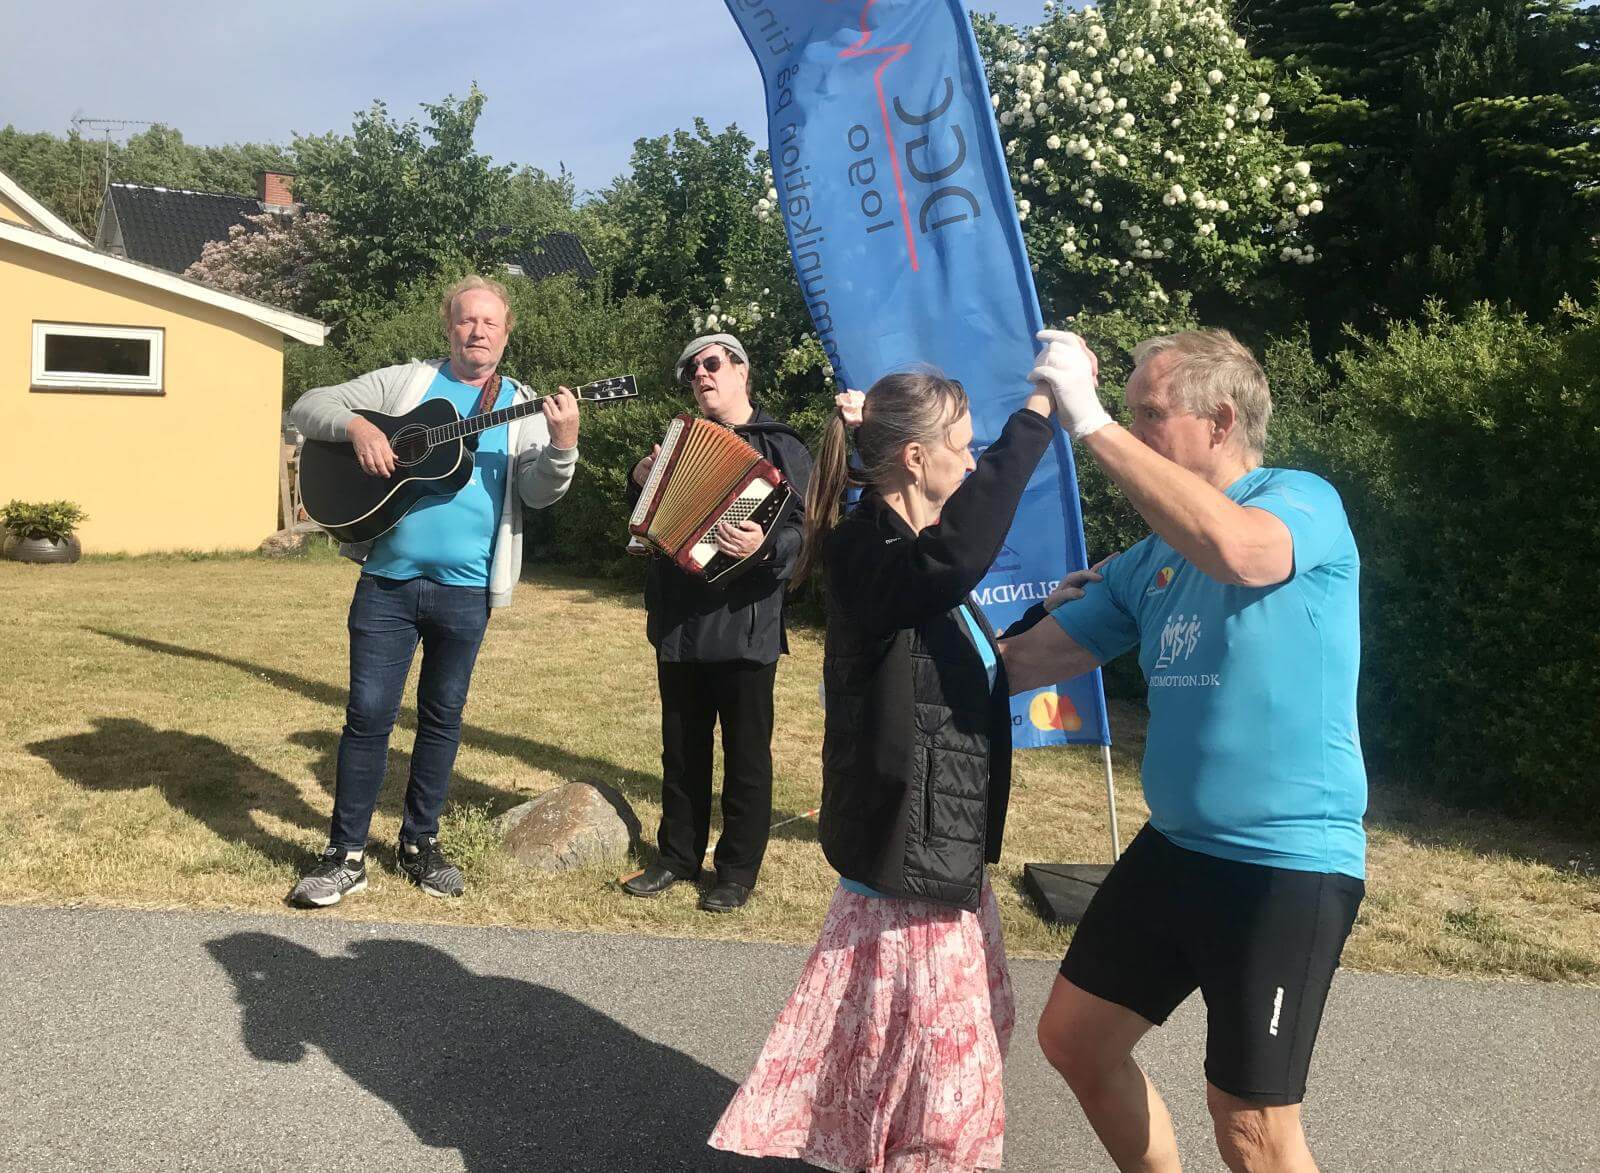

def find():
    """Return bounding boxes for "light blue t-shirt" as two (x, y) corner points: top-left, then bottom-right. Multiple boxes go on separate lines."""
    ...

(959, 602), (999, 691)
(1053, 467), (1367, 878)
(364, 368), (514, 588)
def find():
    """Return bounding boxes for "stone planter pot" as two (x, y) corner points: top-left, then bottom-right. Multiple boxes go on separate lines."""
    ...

(3, 533), (81, 564)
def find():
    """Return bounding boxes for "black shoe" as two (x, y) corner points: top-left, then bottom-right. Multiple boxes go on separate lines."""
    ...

(287, 847), (367, 908)
(396, 834), (465, 898)
(622, 863), (689, 897)
(698, 880), (751, 913)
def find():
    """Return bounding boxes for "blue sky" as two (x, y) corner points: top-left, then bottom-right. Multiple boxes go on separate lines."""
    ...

(1, 1), (1050, 196)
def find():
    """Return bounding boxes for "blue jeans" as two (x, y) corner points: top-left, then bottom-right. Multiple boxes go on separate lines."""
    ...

(328, 574), (490, 850)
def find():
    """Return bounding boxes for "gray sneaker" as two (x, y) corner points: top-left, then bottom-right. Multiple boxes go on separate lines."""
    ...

(288, 848), (367, 908)
(397, 834), (465, 898)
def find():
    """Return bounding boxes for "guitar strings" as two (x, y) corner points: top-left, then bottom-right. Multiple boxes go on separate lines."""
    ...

(419, 377), (631, 447)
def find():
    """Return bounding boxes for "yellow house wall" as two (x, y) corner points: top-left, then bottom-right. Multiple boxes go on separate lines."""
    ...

(0, 242), (287, 553)
(0, 191), (42, 230)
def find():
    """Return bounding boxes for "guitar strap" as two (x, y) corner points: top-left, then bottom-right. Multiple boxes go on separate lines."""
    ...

(471, 371), (503, 419)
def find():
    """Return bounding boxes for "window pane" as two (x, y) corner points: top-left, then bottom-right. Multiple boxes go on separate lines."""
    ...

(44, 333), (152, 377)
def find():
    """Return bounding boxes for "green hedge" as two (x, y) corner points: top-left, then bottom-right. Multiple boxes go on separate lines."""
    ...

(1267, 303), (1600, 825)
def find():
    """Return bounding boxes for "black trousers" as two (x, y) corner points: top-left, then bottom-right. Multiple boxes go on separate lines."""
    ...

(655, 659), (777, 888)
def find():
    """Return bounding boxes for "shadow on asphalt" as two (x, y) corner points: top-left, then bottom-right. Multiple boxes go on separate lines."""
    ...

(206, 932), (820, 1172)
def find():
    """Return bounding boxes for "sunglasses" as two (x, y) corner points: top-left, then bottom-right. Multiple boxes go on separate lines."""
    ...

(681, 354), (730, 382)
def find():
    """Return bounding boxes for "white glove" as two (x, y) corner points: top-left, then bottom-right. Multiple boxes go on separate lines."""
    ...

(1030, 328), (1111, 439)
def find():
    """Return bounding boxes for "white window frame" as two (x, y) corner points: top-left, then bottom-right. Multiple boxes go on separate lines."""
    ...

(31, 322), (165, 393)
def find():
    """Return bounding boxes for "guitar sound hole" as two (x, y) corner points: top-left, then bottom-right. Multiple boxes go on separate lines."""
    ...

(391, 425), (431, 467)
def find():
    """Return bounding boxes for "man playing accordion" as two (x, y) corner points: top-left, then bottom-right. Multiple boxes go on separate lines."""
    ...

(623, 333), (813, 913)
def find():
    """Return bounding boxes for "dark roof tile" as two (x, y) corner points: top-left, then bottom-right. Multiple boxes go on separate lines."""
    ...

(107, 185), (599, 284)
(504, 231), (598, 281)
(106, 184), (262, 274)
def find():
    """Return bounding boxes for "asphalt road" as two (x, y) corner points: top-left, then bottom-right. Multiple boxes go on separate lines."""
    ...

(3, 906), (1596, 1171)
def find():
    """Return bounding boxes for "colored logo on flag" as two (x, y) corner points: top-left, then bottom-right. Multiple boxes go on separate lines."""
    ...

(1029, 691), (1083, 733)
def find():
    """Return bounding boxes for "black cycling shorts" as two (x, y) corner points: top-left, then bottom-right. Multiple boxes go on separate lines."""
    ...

(1060, 824), (1363, 1105)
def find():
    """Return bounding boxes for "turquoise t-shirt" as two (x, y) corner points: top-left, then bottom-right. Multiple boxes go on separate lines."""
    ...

(959, 602), (999, 691)
(1052, 467), (1367, 878)
(364, 368), (514, 588)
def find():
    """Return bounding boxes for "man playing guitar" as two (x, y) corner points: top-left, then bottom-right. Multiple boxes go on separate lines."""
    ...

(286, 275), (578, 907)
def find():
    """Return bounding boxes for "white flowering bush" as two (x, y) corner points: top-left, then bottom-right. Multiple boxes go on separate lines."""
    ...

(974, 0), (1324, 319)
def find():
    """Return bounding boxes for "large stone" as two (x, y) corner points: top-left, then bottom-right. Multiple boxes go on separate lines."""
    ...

(257, 528), (306, 556)
(497, 781), (641, 872)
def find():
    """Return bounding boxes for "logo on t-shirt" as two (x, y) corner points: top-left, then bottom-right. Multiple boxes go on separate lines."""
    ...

(1147, 566), (1176, 595)
(1155, 612), (1202, 670)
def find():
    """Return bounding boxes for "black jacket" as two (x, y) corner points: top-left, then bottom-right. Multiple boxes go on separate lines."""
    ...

(817, 409), (1056, 910)
(634, 405), (813, 665)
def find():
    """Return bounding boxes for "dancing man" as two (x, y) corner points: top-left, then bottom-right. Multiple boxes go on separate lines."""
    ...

(1004, 329), (1366, 1173)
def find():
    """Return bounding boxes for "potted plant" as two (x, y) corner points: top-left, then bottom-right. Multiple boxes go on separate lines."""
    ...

(2, 500), (89, 564)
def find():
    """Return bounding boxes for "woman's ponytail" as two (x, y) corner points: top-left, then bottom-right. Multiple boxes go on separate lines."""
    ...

(793, 410), (854, 588)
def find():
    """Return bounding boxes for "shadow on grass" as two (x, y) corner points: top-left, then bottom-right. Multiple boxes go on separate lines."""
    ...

(520, 564), (647, 606)
(287, 728), (520, 824)
(26, 712), (535, 868)
(206, 931), (812, 1172)
(90, 628), (666, 811)
(27, 718), (322, 865)
(1365, 783), (1599, 878)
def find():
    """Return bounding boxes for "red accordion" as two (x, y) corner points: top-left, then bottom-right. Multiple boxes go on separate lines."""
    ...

(628, 414), (797, 584)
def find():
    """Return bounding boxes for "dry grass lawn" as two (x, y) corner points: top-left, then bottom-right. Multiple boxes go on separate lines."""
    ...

(1, 552), (1596, 982)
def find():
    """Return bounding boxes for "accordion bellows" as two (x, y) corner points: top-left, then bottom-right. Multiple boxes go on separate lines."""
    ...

(629, 414), (797, 584)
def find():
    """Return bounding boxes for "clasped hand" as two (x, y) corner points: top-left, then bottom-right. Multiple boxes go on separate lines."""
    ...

(1029, 329), (1112, 440)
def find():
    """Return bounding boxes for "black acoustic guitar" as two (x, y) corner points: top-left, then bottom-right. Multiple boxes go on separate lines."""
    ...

(299, 374), (637, 543)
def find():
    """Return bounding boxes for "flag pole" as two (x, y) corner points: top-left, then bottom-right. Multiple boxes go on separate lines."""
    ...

(1101, 743), (1121, 863)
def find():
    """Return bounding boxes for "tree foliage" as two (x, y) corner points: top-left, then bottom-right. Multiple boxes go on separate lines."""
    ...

(598, 119), (780, 313)
(1267, 301), (1600, 824)
(0, 123), (294, 238)
(1243, 0), (1600, 335)
(599, 119), (831, 420)
(290, 87), (517, 321)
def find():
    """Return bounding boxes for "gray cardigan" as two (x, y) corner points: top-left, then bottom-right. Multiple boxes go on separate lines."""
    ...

(289, 359), (578, 608)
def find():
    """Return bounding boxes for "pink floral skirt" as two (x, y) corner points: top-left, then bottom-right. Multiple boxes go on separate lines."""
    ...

(709, 879), (1015, 1172)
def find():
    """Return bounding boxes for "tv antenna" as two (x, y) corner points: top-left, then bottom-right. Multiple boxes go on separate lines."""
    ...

(70, 116), (154, 197)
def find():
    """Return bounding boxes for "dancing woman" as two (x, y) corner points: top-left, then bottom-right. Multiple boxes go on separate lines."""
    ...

(710, 351), (1085, 1172)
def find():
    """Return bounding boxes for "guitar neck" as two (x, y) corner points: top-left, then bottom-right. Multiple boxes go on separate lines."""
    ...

(428, 395), (550, 444)
(424, 374), (637, 445)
